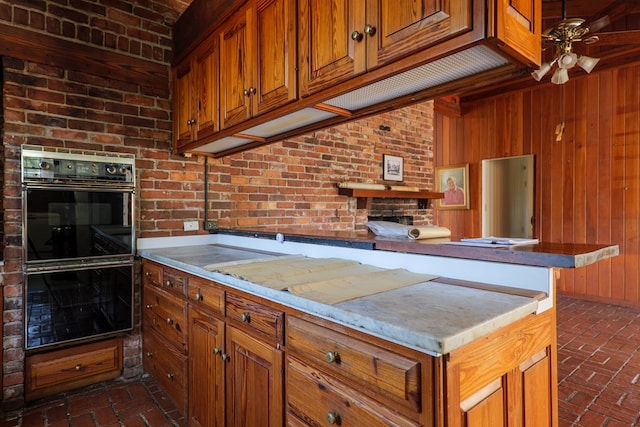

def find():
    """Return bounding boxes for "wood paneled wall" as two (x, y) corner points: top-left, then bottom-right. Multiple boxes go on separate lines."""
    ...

(435, 64), (640, 306)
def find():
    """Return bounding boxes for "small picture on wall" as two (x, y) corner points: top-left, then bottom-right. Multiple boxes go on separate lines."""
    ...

(383, 155), (403, 181)
(436, 164), (469, 209)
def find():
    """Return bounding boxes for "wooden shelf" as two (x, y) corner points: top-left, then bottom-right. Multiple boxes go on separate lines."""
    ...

(337, 188), (444, 209)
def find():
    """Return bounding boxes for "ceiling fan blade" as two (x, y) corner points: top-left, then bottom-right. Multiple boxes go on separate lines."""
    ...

(590, 30), (640, 45)
(586, 0), (640, 33)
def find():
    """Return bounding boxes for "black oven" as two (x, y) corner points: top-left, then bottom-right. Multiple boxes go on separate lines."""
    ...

(21, 145), (135, 350)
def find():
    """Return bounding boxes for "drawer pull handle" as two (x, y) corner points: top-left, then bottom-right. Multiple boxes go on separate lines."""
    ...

(146, 352), (153, 358)
(145, 304), (153, 310)
(240, 312), (251, 322)
(194, 292), (202, 301)
(166, 317), (174, 325)
(221, 353), (230, 362)
(167, 373), (174, 380)
(326, 412), (340, 425)
(165, 280), (173, 287)
(325, 351), (340, 364)
(75, 364), (82, 371)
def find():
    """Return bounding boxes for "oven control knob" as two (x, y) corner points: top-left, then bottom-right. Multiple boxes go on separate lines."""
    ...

(39, 161), (52, 170)
(106, 164), (117, 174)
(119, 166), (129, 175)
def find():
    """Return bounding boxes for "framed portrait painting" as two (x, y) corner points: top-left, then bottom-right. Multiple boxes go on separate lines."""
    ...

(436, 164), (469, 209)
(383, 155), (403, 181)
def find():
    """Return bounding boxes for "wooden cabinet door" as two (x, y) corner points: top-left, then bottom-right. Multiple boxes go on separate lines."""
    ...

(173, 59), (194, 148)
(220, 5), (254, 129)
(492, 0), (541, 66)
(253, 0), (297, 115)
(298, 0), (366, 97)
(188, 307), (225, 427)
(366, 0), (473, 69)
(194, 34), (219, 141)
(226, 326), (283, 427)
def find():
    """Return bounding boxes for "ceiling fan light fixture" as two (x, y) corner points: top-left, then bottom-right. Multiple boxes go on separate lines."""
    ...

(577, 55), (600, 73)
(551, 68), (569, 85)
(531, 62), (552, 81)
(558, 52), (578, 69)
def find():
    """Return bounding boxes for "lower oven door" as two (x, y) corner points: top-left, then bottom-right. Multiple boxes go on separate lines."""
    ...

(26, 262), (134, 350)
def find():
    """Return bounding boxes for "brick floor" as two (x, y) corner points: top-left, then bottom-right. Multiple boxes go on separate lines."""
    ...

(2, 295), (639, 426)
(557, 296), (640, 427)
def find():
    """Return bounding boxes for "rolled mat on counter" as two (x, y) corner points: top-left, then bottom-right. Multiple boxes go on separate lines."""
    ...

(336, 182), (387, 190)
(365, 221), (451, 240)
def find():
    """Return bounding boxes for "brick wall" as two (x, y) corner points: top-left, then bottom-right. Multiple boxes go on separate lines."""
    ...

(0, 0), (436, 414)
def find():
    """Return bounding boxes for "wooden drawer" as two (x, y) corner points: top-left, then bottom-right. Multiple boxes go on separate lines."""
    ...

(162, 268), (188, 296)
(143, 284), (188, 352)
(286, 316), (421, 412)
(26, 338), (122, 401)
(142, 261), (162, 287)
(142, 260), (187, 297)
(188, 275), (225, 316)
(143, 329), (188, 416)
(226, 292), (283, 342)
(287, 356), (420, 427)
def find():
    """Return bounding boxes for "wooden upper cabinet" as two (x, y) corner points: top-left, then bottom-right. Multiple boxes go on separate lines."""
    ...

(173, 32), (219, 149)
(299, 0), (474, 97)
(220, 0), (297, 130)
(490, 0), (541, 66)
(220, 6), (253, 129)
(173, 60), (194, 147)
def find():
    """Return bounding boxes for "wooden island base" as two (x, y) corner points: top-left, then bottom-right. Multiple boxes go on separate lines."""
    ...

(142, 259), (557, 427)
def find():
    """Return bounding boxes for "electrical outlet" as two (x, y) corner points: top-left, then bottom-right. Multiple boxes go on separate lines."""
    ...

(204, 220), (218, 230)
(183, 221), (199, 231)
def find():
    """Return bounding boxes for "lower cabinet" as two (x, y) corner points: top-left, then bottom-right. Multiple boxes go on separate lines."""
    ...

(143, 259), (558, 427)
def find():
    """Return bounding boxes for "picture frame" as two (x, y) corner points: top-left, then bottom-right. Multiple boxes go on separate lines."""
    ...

(436, 163), (469, 209)
(383, 155), (403, 181)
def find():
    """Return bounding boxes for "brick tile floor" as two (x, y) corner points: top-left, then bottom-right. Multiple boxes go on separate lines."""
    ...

(1, 295), (639, 426)
(557, 296), (640, 427)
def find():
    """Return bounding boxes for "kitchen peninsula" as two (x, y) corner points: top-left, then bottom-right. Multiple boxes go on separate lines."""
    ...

(138, 230), (618, 426)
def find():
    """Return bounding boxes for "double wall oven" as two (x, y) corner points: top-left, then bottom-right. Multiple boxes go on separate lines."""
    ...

(22, 145), (135, 351)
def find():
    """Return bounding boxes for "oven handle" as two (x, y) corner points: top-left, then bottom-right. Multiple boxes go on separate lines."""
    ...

(22, 182), (135, 192)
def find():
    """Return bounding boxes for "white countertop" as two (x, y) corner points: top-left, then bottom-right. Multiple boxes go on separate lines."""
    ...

(139, 240), (540, 355)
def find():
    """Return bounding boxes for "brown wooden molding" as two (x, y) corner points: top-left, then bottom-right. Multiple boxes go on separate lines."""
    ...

(0, 22), (169, 92)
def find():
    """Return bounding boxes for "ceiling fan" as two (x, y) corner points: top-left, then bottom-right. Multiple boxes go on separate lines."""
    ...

(532, 0), (640, 84)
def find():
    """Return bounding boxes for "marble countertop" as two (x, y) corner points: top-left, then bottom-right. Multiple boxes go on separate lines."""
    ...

(140, 243), (539, 355)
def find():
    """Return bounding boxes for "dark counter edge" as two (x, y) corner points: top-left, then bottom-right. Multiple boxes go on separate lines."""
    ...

(211, 228), (619, 269)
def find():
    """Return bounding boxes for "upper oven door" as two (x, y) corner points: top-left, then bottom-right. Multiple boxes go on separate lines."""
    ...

(24, 186), (134, 264)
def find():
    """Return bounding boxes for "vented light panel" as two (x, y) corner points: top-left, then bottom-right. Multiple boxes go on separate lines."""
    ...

(324, 45), (510, 111)
(243, 108), (338, 138)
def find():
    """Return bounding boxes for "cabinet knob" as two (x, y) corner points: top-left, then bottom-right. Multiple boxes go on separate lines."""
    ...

(325, 351), (339, 364)
(145, 304), (153, 310)
(145, 271), (151, 277)
(326, 412), (340, 425)
(248, 86), (256, 95)
(194, 293), (202, 301)
(75, 364), (82, 371)
(146, 352), (153, 358)
(166, 317), (174, 325)
(167, 373), (174, 380)
(214, 347), (221, 355)
(243, 89), (250, 97)
(165, 280), (173, 287)
(221, 353), (230, 362)
(351, 30), (363, 42)
(364, 24), (376, 36)
(240, 312), (251, 323)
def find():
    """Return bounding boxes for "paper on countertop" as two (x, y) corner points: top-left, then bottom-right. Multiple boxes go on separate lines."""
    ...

(442, 237), (539, 247)
(365, 221), (452, 240)
(387, 185), (420, 192)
